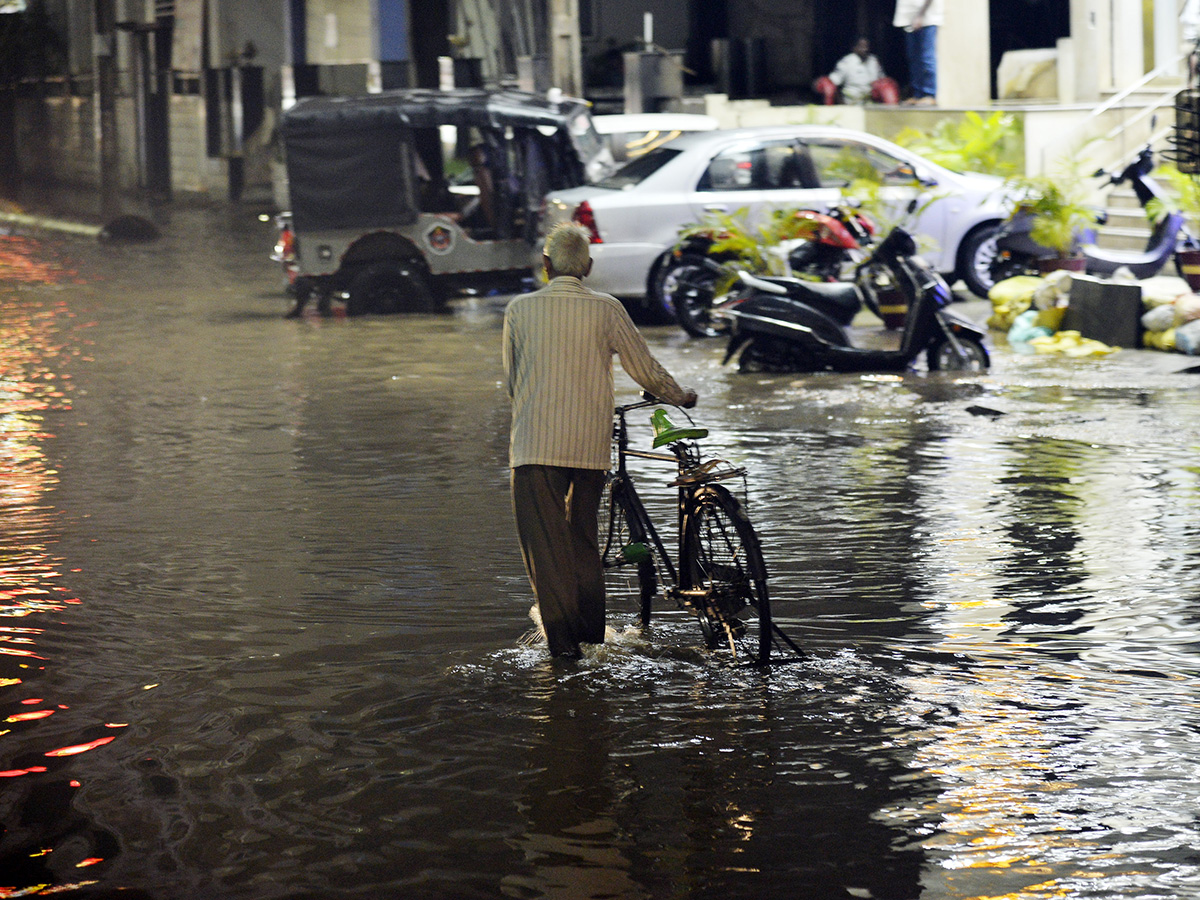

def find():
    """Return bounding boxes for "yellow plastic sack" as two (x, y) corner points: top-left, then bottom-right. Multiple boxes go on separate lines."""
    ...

(1027, 330), (1119, 357)
(988, 276), (1044, 330)
(1143, 327), (1177, 352)
(1034, 306), (1067, 331)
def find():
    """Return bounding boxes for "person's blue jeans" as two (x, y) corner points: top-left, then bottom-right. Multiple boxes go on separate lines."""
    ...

(905, 25), (938, 99)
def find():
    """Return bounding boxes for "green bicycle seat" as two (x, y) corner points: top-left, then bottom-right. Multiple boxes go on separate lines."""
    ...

(650, 409), (708, 448)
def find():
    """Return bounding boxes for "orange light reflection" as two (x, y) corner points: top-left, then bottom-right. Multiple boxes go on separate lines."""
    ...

(44, 736), (116, 758)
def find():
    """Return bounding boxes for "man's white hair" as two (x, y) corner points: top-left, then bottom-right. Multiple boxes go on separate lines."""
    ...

(543, 222), (592, 277)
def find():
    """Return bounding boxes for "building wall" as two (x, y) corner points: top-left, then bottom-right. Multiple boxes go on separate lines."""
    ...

(581, 0), (688, 52)
(13, 92), (145, 191)
(305, 0), (374, 65)
(169, 94), (227, 195)
(14, 95), (96, 186)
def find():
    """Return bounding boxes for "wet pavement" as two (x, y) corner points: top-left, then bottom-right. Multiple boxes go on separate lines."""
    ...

(2, 197), (1200, 899)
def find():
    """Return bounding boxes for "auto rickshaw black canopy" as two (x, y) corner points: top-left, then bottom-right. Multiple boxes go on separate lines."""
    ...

(281, 89), (596, 232)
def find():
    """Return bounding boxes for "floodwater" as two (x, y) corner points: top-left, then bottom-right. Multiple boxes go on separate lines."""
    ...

(3, 205), (1200, 899)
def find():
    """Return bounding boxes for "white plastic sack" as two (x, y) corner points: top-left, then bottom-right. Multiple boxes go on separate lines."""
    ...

(1141, 303), (1178, 333)
(1139, 275), (1192, 306)
(1174, 318), (1200, 355)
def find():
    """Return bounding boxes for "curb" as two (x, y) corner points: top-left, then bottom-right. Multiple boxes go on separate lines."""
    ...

(0, 210), (103, 239)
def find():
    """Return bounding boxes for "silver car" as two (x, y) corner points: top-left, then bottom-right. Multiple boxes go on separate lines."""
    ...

(540, 125), (1008, 319)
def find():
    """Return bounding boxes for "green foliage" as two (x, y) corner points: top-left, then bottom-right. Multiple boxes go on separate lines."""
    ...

(841, 174), (939, 254)
(1002, 156), (1100, 258)
(1147, 163), (1200, 229)
(893, 111), (1022, 176)
(675, 207), (825, 292)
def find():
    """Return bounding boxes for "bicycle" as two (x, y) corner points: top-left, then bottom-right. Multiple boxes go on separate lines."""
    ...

(600, 395), (802, 664)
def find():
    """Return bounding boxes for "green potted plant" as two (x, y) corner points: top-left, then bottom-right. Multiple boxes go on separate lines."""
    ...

(1000, 157), (1101, 272)
(1148, 163), (1200, 290)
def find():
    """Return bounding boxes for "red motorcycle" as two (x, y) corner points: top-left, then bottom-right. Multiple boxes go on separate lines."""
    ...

(660, 206), (876, 338)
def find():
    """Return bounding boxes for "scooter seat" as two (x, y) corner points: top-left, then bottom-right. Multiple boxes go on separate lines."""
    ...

(761, 277), (863, 326)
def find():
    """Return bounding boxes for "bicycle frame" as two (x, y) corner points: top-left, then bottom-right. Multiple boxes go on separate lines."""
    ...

(608, 398), (684, 588)
(608, 399), (751, 599)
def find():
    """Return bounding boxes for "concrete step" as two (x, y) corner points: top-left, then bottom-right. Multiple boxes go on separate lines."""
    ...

(1093, 225), (1154, 251)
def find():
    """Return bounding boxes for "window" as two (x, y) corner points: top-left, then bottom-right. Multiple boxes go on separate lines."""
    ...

(807, 140), (918, 189)
(698, 141), (818, 192)
(595, 148), (682, 190)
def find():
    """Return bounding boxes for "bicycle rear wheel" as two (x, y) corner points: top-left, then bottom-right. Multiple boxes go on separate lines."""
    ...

(679, 484), (772, 664)
(602, 479), (670, 626)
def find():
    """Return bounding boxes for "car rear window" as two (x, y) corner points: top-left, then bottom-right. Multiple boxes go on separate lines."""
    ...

(594, 148), (682, 189)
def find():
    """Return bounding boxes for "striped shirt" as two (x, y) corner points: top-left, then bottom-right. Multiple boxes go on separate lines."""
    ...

(503, 276), (691, 470)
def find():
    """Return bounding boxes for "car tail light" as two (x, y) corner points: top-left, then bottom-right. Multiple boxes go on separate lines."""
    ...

(275, 224), (295, 260)
(573, 201), (603, 243)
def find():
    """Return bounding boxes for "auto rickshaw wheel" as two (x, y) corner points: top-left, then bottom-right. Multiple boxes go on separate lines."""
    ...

(346, 261), (436, 315)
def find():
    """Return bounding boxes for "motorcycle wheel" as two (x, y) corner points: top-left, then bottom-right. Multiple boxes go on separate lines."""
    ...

(669, 261), (726, 338)
(927, 337), (990, 372)
(957, 223), (1003, 299)
(650, 253), (707, 325)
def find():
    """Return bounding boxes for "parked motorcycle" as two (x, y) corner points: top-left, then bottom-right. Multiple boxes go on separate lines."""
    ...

(715, 226), (990, 374)
(661, 206), (876, 338)
(967, 141), (1196, 296)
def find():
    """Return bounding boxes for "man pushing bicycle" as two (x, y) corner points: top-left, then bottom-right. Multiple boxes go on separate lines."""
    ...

(502, 223), (697, 658)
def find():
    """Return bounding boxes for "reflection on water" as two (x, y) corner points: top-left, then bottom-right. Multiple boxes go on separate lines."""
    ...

(0, 233), (127, 888)
(2, 213), (1200, 897)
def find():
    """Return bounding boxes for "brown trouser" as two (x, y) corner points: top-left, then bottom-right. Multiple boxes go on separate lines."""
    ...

(511, 465), (607, 657)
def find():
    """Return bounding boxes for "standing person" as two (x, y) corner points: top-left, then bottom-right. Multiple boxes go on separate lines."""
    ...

(503, 223), (697, 659)
(894, 0), (943, 105)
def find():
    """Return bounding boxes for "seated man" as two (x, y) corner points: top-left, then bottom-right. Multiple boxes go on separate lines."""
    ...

(460, 143), (497, 233)
(814, 38), (899, 105)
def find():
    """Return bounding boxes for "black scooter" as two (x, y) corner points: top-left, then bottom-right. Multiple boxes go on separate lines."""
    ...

(976, 141), (1195, 294)
(715, 227), (990, 374)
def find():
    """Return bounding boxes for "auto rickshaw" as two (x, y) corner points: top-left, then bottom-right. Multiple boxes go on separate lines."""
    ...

(277, 88), (612, 316)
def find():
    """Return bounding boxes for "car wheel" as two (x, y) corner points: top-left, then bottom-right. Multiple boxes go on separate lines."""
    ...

(957, 223), (1003, 299)
(346, 262), (437, 315)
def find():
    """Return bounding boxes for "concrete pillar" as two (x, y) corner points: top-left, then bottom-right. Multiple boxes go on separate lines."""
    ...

(938, 0), (991, 106)
(1154, 0), (1188, 76)
(1070, 0), (1102, 102)
(1111, 0), (1144, 87)
(550, 0), (582, 98)
(94, 0), (121, 218)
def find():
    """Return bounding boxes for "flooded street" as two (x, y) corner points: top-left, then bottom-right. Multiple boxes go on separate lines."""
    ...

(4, 204), (1200, 899)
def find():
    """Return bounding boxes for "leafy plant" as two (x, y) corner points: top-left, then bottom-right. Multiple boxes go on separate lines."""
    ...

(675, 207), (827, 293)
(1001, 156), (1100, 259)
(841, 174), (940, 255)
(1147, 163), (1200, 229)
(893, 111), (1023, 177)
